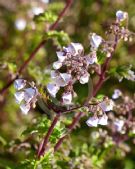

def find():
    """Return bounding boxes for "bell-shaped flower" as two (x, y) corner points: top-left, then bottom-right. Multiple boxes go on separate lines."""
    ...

(51, 70), (59, 79)
(79, 72), (90, 84)
(24, 88), (36, 103)
(56, 51), (66, 62)
(86, 51), (97, 65)
(98, 114), (108, 125)
(64, 43), (84, 56)
(55, 73), (71, 87)
(99, 99), (114, 112)
(116, 10), (128, 22)
(53, 61), (62, 70)
(86, 116), (98, 127)
(114, 119), (124, 132)
(14, 91), (25, 104)
(20, 103), (30, 115)
(62, 92), (72, 105)
(90, 33), (102, 49)
(47, 83), (59, 97)
(112, 89), (122, 99)
(14, 79), (26, 90)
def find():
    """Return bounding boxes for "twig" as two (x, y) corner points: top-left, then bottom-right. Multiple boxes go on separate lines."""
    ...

(54, 111), (83, 152)
(93, 35), (118, 97)
(37, 113), (60, 158)
(0, 0), (73, 95)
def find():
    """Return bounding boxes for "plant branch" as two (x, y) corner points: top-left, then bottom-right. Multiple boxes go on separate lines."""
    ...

(0, 0), (73, 95)
(93, 35), (118, 97)
(37, 113), (60, 158)
(54, 111), (83, 152)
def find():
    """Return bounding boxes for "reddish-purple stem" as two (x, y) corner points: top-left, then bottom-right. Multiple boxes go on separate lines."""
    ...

(37, 113), (60, 158)
(0, 0), (73, 95)
(54, 111), (83, 152)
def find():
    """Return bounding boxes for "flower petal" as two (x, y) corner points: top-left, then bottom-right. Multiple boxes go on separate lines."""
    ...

(20, 103), (30, 115)
(98, 114), (108, 125)
(53, 61), (62, 70)
(55, 73), (71, 87)
(116, 10), (128, 22)
(79, 72), (90, 84)
(24, 88), (36, 102)
(56, 51), (66, 62)
(86, 116), (98, 127)
(90, 33), (102, 49)
(62, 92), (72, 105)
(14, 91), (25, 104)
(14, 79), (26, 90)
(47, 83), (59, 97)
(99, 99), (114, 112)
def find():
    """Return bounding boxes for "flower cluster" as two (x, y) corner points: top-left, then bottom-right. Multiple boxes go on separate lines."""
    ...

(14, 79), (38, 114)
(86, 98), (114, 127)
(47, 34), (103, 105)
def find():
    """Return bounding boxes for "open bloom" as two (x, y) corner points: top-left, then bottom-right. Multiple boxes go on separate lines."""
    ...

(99, 99), (114, 112)
(47, 83), (59, 98)
(86, 51), (97, 65)
(112, 89), (122, 99)
(86, 116), (98, 127)
(114, 119), (124, 132)
(14, 79), (26, 90)
(14, 79), (38, 114)
(90, 33), (102, 50)
(98, 114), (108, 125)
(116, 10), (128, 22)
(62, 92), (72, 105)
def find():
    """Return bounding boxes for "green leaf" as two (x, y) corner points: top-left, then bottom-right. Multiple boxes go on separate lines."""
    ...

(34, 11), (57, 23)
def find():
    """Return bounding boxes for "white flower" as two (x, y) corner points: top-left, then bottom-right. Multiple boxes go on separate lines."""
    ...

(126, 70), (135, 81)
(15, 19), (26, 31)
(99, 99), (114, 112)
(14, 91), (25, 103)
(24, 88), (36, 102)
(47, 83), (59, 97)
(53, 61), (62, 70)
(98, 114), (108, 125)
(79, 72), (90, 84)
(62, 92), (72, 105)
(86, 116), (98, 127)
(86, 51), (97, 64)
(32, 7), (44, 15)
(20, 103), (30, 115)
(112, 89), (122, 99)
(56, 51), (66, 62)
(90, 33), (102, 49)
(114, 120), (124, 132)
(55, 73), (71, 87)
(14, 79), (26, 90)
(116, 10), (128, 22)
(64, 43), (84, 56)
(51, 70), (59, 79)
(41, 0), (49, 3)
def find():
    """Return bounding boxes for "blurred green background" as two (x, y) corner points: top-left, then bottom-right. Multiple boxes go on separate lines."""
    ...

(0, 0), (135, 168)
